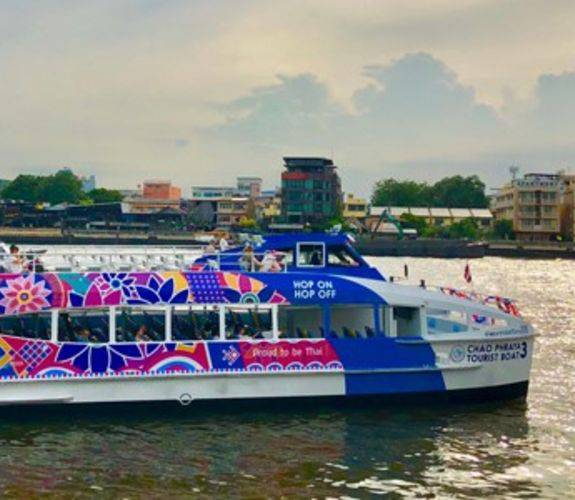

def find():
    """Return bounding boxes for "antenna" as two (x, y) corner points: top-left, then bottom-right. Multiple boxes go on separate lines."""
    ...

(509, 165), (519, 180)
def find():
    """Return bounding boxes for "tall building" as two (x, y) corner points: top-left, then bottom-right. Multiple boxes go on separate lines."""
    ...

(280, 157), (342, 225)
(492, 173), (562, 241)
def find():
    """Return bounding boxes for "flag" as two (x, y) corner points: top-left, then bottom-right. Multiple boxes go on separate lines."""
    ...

(464, 262), (472, 284)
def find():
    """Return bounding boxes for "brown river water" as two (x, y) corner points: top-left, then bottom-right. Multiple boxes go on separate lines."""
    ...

(0, 254), (573, 498)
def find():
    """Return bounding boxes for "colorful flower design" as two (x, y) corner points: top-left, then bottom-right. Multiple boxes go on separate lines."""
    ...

(56, 342), (148, 374)
(127, 273), (190, 305)
(217, 272), (287, 304)
(0, 274), (52, 315)
(96, 273), (137, 299)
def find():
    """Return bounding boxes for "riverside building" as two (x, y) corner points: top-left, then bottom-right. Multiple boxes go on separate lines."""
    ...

(280, 157), (342, 226)
(492, 173), (562, 241)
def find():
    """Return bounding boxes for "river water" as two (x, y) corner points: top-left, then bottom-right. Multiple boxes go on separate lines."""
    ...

(0, 255), (573, 498)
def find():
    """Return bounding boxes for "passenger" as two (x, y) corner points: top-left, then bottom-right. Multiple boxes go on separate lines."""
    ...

(260, 251), (283, 272)
(238, 324), (253, 339)
(135, 324), (151, 342)
(219, 236), (229, 252)
(204, 240), (217, 255)
(310, 250), (322, 266)
(75, 327), (92, 343)
(0, 242), (10, 272)
(9, 245), (22, 272)
(241, 244), (260, 272)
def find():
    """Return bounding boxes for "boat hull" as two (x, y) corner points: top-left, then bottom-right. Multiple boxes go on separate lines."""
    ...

(0, 335), (534, 406)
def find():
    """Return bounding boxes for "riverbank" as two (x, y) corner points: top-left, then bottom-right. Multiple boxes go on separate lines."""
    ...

(1, 227), (574, 258)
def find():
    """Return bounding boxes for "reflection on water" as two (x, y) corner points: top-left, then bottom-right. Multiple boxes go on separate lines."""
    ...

(0, 255), (573, 497)
(0, 403), (536, 498)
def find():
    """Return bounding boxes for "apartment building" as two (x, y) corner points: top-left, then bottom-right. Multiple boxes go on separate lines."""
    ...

(342, 194), (368, 219)
(492, 173), (561, 241)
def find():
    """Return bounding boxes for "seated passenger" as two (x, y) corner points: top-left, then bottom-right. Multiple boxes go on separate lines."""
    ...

(310, 251), (322, 266)
(135, 325), (151, 342)
(74, 326), (93, 343)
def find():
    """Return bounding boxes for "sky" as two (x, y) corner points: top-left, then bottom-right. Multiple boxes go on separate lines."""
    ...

(1, 0), (575, 197)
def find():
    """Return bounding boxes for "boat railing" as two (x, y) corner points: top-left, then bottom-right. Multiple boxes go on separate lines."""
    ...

(425, 284), (520, 317)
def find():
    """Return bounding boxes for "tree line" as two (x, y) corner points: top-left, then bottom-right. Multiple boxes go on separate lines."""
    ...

(371, 175), (489, 208)
(0, 170), (123, 205)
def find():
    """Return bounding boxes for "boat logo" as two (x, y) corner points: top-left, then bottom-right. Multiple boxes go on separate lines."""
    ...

(449, 345), (466, 363)
(223, 346), (241, 366)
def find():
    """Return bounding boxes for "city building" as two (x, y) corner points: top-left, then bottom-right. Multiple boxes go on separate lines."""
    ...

(236, 177), (262, 198)
(191, 186), (236, 199)
(127, 180), (182, 214)
(280, 157), (342, 225)
(492, 173), (562, 241)
(142, 180), (181, 200)
(342, 194), (368, 220)
(216, 198), (250, 227)
(191, 177), (262, 200)
(259, 190), (282, 220)
(560, 174), (575, 239)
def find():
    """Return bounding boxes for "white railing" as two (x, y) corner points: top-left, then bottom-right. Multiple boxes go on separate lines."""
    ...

(0, 248), (290, 274)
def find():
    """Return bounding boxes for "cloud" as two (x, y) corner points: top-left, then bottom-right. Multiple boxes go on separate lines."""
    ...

(1, 1), (575, 195)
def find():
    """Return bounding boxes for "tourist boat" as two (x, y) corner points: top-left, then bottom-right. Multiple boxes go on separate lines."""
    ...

(0, 233), (534, 406)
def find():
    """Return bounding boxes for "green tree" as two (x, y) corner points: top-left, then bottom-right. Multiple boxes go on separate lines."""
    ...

(492, 219), (515, 240)
(371, 175), (488, 209)
(40, 169), (84, 205)
(447, 218), (480, 240)
(88, 188), (123, 204)
(429, 175), (488, 208)
(371, 179), (431, 207)
(0, 175), (45, 202)
(399, 213), (428, 235)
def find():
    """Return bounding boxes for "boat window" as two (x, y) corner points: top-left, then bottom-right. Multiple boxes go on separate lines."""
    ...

(224, 306), (273, 340)
(171, 305), (219, 341)
(296, 243), (325, 268)
(327, 246), (360, 267)
(394, 307), (422, 337)
(115, 307), (166, 342)
(329, 304), (379, 338)
(277, 306), (323, 338)
(0, 313), (51, 340)
(58, 309), (109, 343)
(427, 309), (469, 334)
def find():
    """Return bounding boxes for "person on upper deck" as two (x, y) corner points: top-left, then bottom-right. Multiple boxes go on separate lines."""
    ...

(219, 236), (229, 252)
(240, 244), (260, 272)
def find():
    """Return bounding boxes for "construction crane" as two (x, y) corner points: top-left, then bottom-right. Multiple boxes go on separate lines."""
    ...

(371, 209), (404, 240)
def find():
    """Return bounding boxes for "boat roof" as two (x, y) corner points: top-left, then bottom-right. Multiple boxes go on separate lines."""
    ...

(247, 232), (354, 249)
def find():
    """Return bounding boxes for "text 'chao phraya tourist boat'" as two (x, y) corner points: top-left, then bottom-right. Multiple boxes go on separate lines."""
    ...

(0, 233), (534, 406)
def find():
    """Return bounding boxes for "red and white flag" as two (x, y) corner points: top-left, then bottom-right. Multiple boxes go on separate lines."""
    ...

(464, 262), (472, 284)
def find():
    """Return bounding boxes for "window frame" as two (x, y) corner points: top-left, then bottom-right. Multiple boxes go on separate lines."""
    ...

(296, 242), (326, 268)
